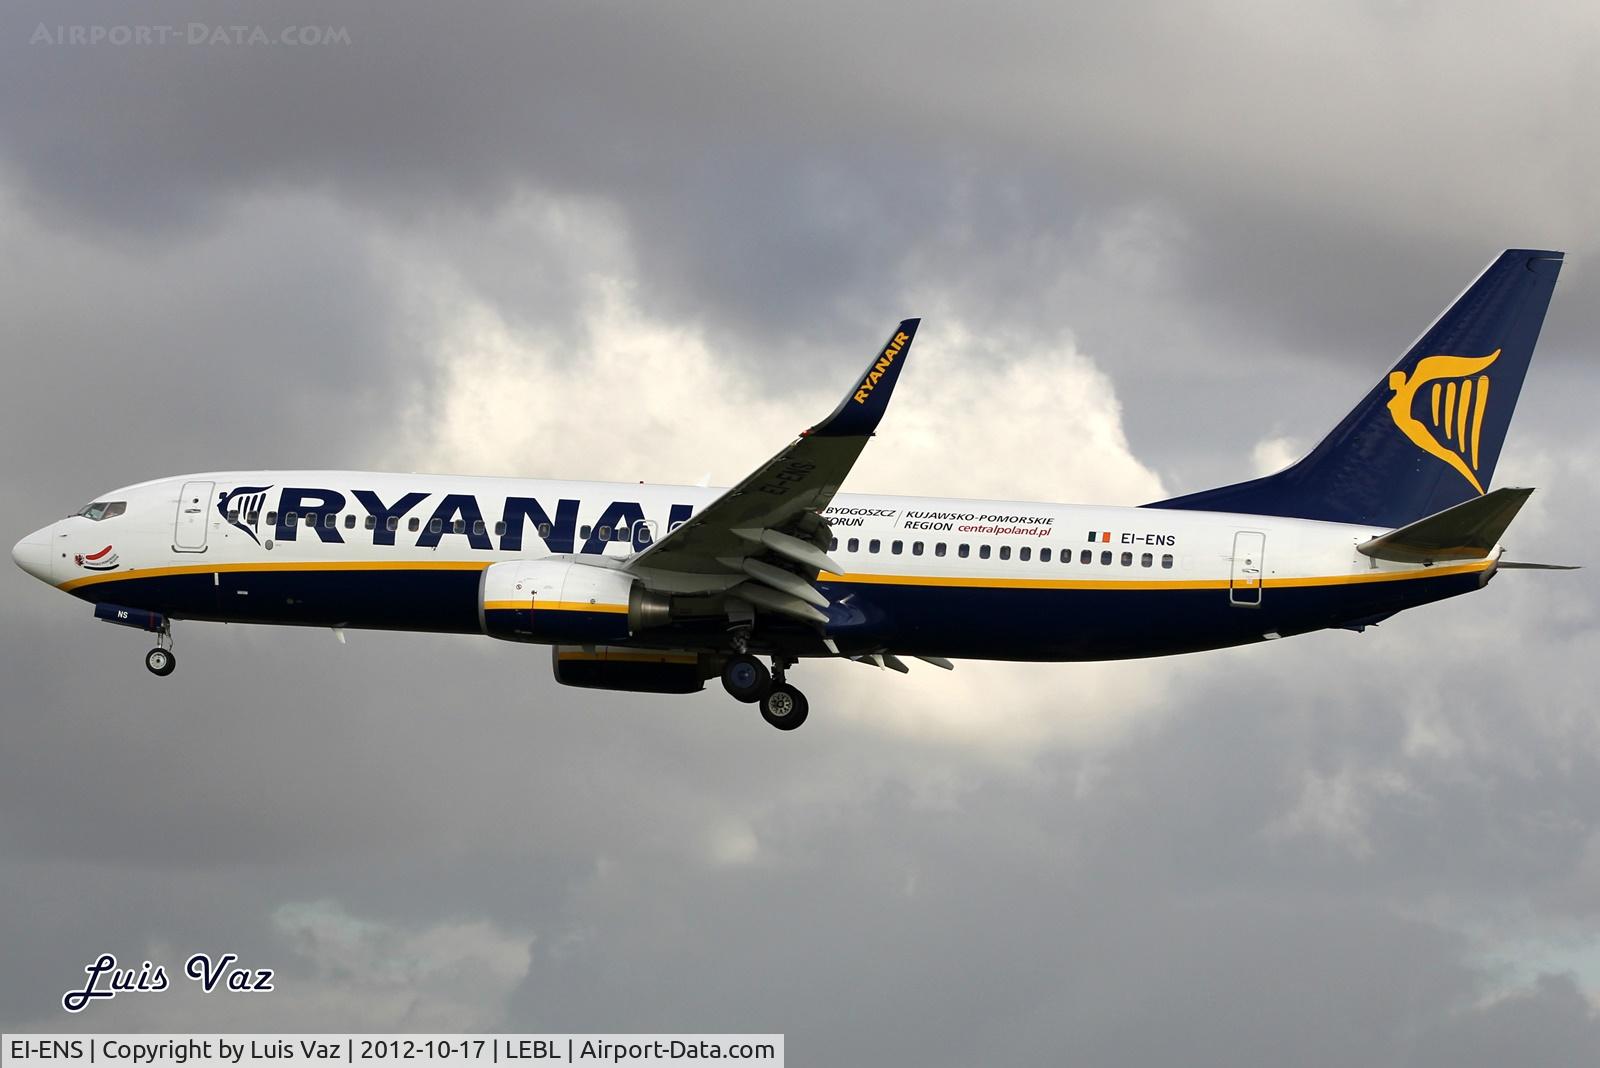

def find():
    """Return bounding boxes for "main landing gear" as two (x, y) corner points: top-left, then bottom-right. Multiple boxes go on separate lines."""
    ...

(145, 622), (176, 677)
(720, 653), (809, 731)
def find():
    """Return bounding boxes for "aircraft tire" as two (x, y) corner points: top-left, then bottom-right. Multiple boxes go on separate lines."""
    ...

(760, 683), (809, 730)
(721, 655), (770, 703)
(145, 647), (176, 677)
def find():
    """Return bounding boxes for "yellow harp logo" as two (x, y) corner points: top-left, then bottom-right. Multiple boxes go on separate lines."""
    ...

(1385, 348), (1501, 495)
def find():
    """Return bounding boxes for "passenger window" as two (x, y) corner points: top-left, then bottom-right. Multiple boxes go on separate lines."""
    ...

(1141, 552), (1153, 567)
(830, 538), (838, 551)
(848, 538), (859, 552)
(386, 516), (398, 532)
(1080, 549), (1091, 564)
(958, 544), (970, 559)
(409, 517), (420, 532)
(266, 511), (278, 525)
(935, 543), (947, 558)
(889, 540), (902, 554)
(247, 511), (259, 525)
(1040, 548), (1052, 562)
(580, 525), (592, 540)
(616, 525), (629, 542)
(428, 518), (442, 533)
(979, 545), (991, 560)
(285, 512), (298, 526)
(227, 509), (240, 522)
(999, 545), (1011, 560)
(303, 513), (316, 527)
(598, 525), (611, 541)
(912, 541), (924, 556)
(343, 515), (354, 530)
(1120, 551), (1133, 566)
(1019, 547), (1031, 562)
(1162, 553), (1174, 569)
(472, 519), (485, 535)
(363, 515), (376, 530)
(537, 522), (552, 538)
(494, 521), (506, 536)
(324, 514), (337, 529)
(869, 539), (881, 553)
(450, 519), (464, 534)
(1101, 550), (1112, 565)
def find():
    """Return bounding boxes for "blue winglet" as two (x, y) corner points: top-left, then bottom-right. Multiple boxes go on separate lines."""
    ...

(809, 319), (921, 437)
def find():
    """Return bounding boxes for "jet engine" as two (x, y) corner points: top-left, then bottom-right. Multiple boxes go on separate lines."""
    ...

(479, 560), (671, 644)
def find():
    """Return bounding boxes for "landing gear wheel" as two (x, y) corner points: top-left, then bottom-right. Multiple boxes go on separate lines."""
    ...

(760, 683), (809, 730)
(145, 647), (176, 677)
(721, 655), (771, 703)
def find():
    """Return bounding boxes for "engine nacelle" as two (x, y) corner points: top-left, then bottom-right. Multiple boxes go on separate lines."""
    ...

(552, 645), (714, 694)
(479, 560), (670, 644)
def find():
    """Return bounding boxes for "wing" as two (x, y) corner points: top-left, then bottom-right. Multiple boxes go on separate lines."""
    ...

(628, 319), (920, 623)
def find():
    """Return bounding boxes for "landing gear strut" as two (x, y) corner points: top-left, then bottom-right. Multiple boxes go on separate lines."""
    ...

(145, 622), (175, 677)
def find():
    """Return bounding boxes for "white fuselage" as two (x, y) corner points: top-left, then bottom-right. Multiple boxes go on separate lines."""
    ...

(14, 470), (1497, 663)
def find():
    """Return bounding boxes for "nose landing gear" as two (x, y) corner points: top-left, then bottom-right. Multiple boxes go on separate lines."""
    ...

(144, 621), (175, 677)
(145, 646), (176, 677)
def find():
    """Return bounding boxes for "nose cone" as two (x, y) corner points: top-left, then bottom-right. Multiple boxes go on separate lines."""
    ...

(12, 524), (55, 584)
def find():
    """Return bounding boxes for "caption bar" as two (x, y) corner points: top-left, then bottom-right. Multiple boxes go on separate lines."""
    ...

(3, 1037), (782, 1068)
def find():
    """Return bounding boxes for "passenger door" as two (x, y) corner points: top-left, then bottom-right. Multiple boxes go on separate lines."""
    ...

(173, 480), (215, 552)
(1229, 531), (1266, 607)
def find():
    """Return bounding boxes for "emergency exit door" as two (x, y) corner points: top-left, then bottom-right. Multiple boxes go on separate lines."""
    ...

(1230, 531), (1266, 607)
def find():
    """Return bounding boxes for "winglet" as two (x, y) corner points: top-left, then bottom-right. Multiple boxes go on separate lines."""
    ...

(809, 319), (920, 437)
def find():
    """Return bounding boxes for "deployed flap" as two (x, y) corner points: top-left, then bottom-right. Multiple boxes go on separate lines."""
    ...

(629, 319), (919, 588)
(1357, 486), (1533, 563)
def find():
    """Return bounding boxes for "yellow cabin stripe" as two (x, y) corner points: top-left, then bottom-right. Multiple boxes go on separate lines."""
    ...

(59, 558), (488, 593)
(58, 557), (1492, 597)
(823, 558), (1490, 591)
(483, 600), (628, 614)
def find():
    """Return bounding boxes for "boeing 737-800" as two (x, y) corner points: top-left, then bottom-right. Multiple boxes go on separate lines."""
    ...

(11, 249), (1571, 729)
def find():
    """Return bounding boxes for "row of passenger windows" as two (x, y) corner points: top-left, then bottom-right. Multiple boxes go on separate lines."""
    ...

(828, 536), (1174, 569)
(228, 510), (638, 542)
(221, 509), (1169, 566)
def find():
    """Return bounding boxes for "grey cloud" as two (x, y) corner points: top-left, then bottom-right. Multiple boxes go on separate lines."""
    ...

(3, 0), (1599, 1060)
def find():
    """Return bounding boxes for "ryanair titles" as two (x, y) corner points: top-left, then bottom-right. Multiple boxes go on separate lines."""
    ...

(853, 330), (910, 404)
(222, 486), (697, 556)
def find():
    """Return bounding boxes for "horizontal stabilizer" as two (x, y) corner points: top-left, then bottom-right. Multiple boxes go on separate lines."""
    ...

(1497, 561), (1580, 570)
(1358, 487), (1533, 564)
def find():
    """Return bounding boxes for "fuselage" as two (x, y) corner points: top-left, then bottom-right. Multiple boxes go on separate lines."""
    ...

(12, 470), (1498, 662)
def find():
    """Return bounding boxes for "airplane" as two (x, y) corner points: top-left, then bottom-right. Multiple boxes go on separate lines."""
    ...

(11, 249), (1573, 730)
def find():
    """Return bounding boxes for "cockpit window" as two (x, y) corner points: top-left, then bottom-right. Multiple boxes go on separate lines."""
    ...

(77, 501), (126, 521)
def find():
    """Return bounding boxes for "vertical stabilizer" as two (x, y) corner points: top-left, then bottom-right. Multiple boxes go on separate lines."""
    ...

(1149, 249), (1563, 527)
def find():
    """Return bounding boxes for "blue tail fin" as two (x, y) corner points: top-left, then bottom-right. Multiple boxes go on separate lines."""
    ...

(1148, 249), (1564, 528)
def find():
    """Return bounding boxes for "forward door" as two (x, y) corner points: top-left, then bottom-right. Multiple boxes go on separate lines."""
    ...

(173, 480), (214, 552)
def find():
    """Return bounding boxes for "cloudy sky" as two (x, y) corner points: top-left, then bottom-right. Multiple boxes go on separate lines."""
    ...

(3, 0), (1599, 1060)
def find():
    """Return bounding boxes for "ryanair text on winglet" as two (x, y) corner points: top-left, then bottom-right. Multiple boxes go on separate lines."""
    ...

(853, 332), (910, 404)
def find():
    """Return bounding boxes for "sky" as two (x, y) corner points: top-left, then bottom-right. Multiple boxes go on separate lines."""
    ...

(2, 0), (1598, 1061)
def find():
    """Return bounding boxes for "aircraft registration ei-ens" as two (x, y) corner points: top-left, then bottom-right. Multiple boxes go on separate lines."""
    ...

(11, 249), (1574, 729)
